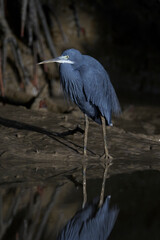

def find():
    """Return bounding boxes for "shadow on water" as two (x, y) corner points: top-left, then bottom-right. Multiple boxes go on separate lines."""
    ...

(0, 169), (160, 240)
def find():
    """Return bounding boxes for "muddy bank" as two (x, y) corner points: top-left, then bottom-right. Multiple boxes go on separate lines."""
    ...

(0, 103), (160, 185)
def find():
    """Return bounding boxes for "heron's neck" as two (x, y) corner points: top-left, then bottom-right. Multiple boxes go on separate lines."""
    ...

(59, 63), (81, 103)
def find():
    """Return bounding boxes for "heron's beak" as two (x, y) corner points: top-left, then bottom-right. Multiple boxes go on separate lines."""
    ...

(38, 56), (74, 65)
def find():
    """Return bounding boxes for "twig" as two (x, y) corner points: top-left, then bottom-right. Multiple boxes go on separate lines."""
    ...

(0, 189), (23, 239)
(0, 50), (4, 96)
(70, 0), (81, 37)
(34, 185), (62, 240)
(35, 0), (57, 58)
(21, 0), (29, 37)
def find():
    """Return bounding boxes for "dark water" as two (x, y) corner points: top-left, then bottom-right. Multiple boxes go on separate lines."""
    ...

(1, 170), (160, 240)
(0, 104), (160, 240)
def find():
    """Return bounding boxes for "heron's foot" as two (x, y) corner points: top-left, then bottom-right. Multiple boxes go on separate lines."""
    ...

(100, 153), (113, 162)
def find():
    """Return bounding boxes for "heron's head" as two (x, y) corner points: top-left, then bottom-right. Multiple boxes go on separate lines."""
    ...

(38, 49), (82, 65)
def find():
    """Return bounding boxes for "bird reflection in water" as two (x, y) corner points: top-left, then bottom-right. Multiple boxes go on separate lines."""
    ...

(38, 49), (120, 239)
(57, 195), (118, 240)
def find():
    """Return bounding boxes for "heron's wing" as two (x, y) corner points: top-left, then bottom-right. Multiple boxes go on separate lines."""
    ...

(57, 218), (80, 240)
(81, 60), (121, 124)
(80, 196), (119, 240)
(95, 196), (119, 239)
(57, 201), (98, 240)
(57, 196), (118, 240)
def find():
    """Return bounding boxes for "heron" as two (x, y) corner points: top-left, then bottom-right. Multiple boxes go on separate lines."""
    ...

(57, 195), (119, 240)
(38, 49), (121, 206)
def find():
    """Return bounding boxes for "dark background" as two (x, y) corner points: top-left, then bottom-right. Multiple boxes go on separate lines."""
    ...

(0, 1), (160, 240)
(1, 0), (160, 106)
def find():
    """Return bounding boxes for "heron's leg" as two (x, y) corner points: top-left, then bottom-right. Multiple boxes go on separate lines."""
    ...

(84, 114), (89, 156)
(101, 116), (109, 158)
(98, 116), (111, 208)
(98, 161), (109, 208)
(82, 114), (89, 208)
(82, 163), (87, 208)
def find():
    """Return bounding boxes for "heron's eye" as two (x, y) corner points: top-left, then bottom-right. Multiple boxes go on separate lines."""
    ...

(66, 55), (69, 59)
